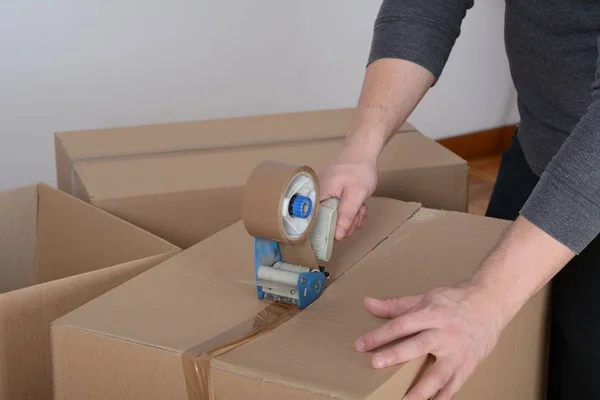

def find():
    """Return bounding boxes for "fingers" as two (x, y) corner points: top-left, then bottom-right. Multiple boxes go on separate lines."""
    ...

(403, 360), (454, 400)
(432, 375), (462, 400)
(356, 311), (429, 353)
(346, 213), (360, 238)
(336, 189), (367, 240)
(363, 296), (421, 319)
(341, 202), (368, 239)
(356, 203), (368, 229)
(371, 330), (437, 369)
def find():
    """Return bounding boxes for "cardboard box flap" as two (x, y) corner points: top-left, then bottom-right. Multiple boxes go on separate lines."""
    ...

(76, 132), (464, 201)
(53, 198), (421, 355)
(55, 108), (416, 162)
(0, 252), (178, 400)
(0, 185), (39, 294)
(34, 183), (178, 284)
(212, 209), (512, 398)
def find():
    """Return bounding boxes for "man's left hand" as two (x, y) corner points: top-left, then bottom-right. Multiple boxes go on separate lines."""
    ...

(355, 281), (509, 400)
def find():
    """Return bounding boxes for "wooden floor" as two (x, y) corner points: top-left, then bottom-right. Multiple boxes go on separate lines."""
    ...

(437, 123), (514, 216)
(467, 154), (502, 216)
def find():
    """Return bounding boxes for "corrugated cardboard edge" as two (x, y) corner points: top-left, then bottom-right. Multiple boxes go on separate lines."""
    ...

(55, 136), (94, 200)
(0, 183), (40, 294)
(409, 207), (447, 222)
(366, 355), (434, 400)
(55, 135), (73, 195)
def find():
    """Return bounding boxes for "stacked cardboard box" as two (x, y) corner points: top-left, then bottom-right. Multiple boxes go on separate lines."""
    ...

(0, 183), (180, 399)
(54, 108), (468, 248)
(51, 197), (550, 399)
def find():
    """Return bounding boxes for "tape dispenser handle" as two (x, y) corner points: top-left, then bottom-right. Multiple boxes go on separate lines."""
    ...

(309, 197), (341, 263)
(319, 197), (341, 210)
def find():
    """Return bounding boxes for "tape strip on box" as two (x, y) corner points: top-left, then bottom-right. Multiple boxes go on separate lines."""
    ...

(181, 303), (298, 400)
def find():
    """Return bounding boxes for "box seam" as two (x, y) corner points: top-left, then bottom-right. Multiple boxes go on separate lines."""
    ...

(319, 204), (423, 288)
(82, 162), (467, 203)
(66, 131), (418, 172)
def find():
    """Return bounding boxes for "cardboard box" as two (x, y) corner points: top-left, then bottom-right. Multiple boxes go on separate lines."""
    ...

(52, 197), (549, 399)
(0, 183), (180, 399)
(54, 108), (468, 248)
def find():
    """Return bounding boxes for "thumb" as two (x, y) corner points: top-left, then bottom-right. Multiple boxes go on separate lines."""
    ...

(336, 189), (366, 240)
(363, 296), (421, 319)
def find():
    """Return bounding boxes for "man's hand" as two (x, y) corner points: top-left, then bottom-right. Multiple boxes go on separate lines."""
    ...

(318, 144), (378, 240)
(354, 216), (576, 399)
(355, 281), (507, 400)
(356, 282), (508, 399)
(317, 59), (434, 241)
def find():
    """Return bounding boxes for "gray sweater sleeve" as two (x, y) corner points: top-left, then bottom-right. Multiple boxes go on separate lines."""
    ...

(520, 36), (600, 254)
(368, 0), (474, 83)
(368, 2), (600, 253)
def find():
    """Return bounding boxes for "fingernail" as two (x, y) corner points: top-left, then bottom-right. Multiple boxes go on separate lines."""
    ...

(355, 339), (365, 352)
(364, 297), (378, 306)
(373, 354), (386, 368)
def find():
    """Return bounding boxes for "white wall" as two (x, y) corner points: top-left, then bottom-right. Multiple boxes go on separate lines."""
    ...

(0, 1), (518, 190)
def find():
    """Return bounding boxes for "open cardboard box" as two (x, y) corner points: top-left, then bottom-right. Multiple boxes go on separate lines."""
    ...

(0, 183), (180, 399)
(51, 197), (549, 399)
(54, 108), (468, 248)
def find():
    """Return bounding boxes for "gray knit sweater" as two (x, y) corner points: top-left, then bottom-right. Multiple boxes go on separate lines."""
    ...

(368, 0), (600, 253)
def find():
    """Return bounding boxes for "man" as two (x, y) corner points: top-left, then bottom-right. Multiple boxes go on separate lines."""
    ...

(318, 1), (600, 399)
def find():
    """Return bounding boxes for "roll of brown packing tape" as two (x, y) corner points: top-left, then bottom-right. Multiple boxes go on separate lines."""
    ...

(242, 160), (320, 243)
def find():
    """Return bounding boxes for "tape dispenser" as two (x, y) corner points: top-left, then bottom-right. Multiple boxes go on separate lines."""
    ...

(241, 160), (340, 309)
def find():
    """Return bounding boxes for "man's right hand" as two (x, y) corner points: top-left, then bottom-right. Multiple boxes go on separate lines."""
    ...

(318, 144), (379, 241)
(318, 58), (434, 241)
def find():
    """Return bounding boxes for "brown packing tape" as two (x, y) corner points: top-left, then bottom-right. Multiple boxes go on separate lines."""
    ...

(181, 303), (299, 400)
(242, 160), (319, 244)
(280, 241), (319, 270)
(242, 160), (321, 270)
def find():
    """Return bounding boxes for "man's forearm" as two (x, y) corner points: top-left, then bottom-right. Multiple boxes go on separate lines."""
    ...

(343, 0), (474, 163)
(479, 38), (600, 319)
(344, 58), (434, 162)
(471, 216), (575, 324)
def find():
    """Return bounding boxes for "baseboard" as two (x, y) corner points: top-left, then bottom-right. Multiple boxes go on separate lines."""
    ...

(437, 125), (517, 160)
